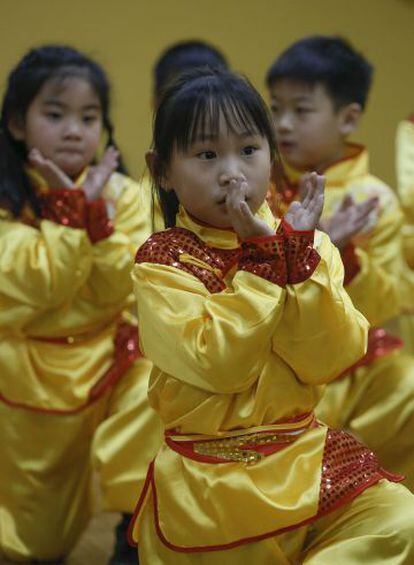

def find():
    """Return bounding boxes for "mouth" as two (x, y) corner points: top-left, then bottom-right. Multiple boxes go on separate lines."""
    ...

(278, 140), (296, 152)
(216, 196), (250, 206)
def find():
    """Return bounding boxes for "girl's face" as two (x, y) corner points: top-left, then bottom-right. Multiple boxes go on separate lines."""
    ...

(11, 76), (103, 178)
(165, 113), (272, 228)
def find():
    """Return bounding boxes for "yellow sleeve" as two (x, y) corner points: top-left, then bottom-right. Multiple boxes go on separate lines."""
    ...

(272, 231), (368, 384)
(344, 184), (404, 325)
(0, 216), (92, 310)
(85, 173), (156, 307)
(396, 118), (414, 267)
(133, 233), (368, 394)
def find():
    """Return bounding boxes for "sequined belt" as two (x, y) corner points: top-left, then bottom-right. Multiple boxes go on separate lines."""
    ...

(165, 412), (317, 465)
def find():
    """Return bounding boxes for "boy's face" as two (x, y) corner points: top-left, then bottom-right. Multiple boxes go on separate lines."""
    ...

(269, 79), (347, 172)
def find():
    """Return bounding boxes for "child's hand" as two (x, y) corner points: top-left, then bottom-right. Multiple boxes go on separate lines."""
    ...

(319, 195), (379, 250)
(226, 178), (274, 239)
(83, 147), (119, 201)
(28, 148), (74, 189)
(284, 172), (324, 231)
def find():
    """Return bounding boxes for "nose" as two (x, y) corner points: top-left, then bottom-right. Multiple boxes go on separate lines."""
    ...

(218, 158), (246, 187)
(275, 111), (293, 134)
(63, 118), (83, 139)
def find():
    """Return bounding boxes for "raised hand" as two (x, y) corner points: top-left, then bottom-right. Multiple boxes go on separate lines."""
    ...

(318, 194), (379, 250)
(284, 172), (325, 231)
(225, 178), (274, 239)
(28, 148), (74, 189)
(83, 146), (119, 201)
(28, 146), (119, 202)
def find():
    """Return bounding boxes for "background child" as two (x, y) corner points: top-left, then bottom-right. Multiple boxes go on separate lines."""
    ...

(130, 67), (414, 563)
(0, 45), (162, 562)
(266, 35), (414, 489)
(396, 114), (414, 352)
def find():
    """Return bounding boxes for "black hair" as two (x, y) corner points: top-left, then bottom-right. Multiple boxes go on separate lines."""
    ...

(266, 36), (373, 110)
(153, 40), (229, 103)
(151, 67), (277, 228)
(0, 44), (125, 217)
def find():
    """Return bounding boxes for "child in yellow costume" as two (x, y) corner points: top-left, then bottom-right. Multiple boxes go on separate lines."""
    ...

(396, 114), (414, 351)
(266, 35), (414, 489)
(129, 67), (414, 564)
(0, 46), (162, 562)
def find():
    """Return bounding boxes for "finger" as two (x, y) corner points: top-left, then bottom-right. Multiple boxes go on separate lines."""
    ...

(28, 149), (73, 188)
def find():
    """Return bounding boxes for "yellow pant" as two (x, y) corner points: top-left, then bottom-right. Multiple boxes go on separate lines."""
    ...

(316, 351), (414, 490)
(0, 357), (162, 561)
(138, 480), (414, 564)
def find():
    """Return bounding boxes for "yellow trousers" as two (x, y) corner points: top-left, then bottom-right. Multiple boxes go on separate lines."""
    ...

(0, 357), (162, 561)
(138, 480), (414, 564)
(316, 351), (414, 490)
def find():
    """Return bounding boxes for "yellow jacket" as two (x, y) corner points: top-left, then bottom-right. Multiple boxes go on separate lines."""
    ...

(0, 170), (153, 411)
(130, 207), (377, 549)
(396, 116), (414, 268)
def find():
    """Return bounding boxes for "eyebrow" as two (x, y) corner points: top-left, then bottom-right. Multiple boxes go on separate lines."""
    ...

(193, 130), (259, 142)
(42, 98), (101, 111)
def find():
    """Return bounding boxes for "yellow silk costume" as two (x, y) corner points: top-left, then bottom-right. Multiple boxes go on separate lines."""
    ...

(396, 116), (414, 352)
(278, 144), (414, 489)
(0, 170), (163, 561)
(130, 206), (414, 562)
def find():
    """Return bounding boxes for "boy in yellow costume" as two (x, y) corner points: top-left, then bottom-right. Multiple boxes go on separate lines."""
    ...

(266, 36), (414, 489)
(130, 67), (414, 564)
(0, 46), (162, 562)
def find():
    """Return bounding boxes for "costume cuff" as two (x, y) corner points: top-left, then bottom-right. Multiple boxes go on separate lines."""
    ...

(240, 232), (287, 287)
(86, 199), (114, 243)
(341, 243), (361, 286)
(281, 218), (320, 284)
(39, 189), (87, 228)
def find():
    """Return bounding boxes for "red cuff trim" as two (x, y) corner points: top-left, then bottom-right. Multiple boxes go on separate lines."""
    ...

(408, 114), (414, 124)
(39, 188), (87, 228)
(281, 217), (315, 236)
(341, 243), (361, 286)
(86, 199), (114, 243)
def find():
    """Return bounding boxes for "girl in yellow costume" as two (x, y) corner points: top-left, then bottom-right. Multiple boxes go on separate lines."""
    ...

(266, 35), (414, 492)
(130, 67), (414, 564)
(0, 46), (162, 562)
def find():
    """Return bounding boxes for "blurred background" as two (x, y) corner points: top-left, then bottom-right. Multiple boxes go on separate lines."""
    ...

(1, 0), (413, 186)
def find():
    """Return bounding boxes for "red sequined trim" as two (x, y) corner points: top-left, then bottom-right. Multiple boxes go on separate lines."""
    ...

(135, 228), (241, 293)
(281, 222), (320, 284)
(239, 232), (287, 287)
(86, 198), (114, 243)
(340, 243), (361, 285)
(319, 428), (403, 515)
(339, 327), (403, 377)
(39, 189), (86, 228)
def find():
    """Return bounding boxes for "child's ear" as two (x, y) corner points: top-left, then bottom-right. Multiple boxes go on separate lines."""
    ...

(8, 115), (26, 141)
(338, 103), (362, 136)
(145, 150), (172, 191)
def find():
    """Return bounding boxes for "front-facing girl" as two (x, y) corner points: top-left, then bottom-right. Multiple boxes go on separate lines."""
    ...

(131, 68), (414, 563)
(0, 45), (162, 562)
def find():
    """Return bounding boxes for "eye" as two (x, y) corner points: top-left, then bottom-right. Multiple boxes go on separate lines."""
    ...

(296, 107), (312, 115)
(197, 150), (216, 160)
(270, 104), (279, 114)
(83, 114), (99, 125)
(242, 145), (257, 156)
(46, 111), (62, 121)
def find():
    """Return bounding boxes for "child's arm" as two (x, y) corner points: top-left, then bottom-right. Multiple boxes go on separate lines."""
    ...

(133, 174), (368, 393)
(0, 215), (92, 311)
